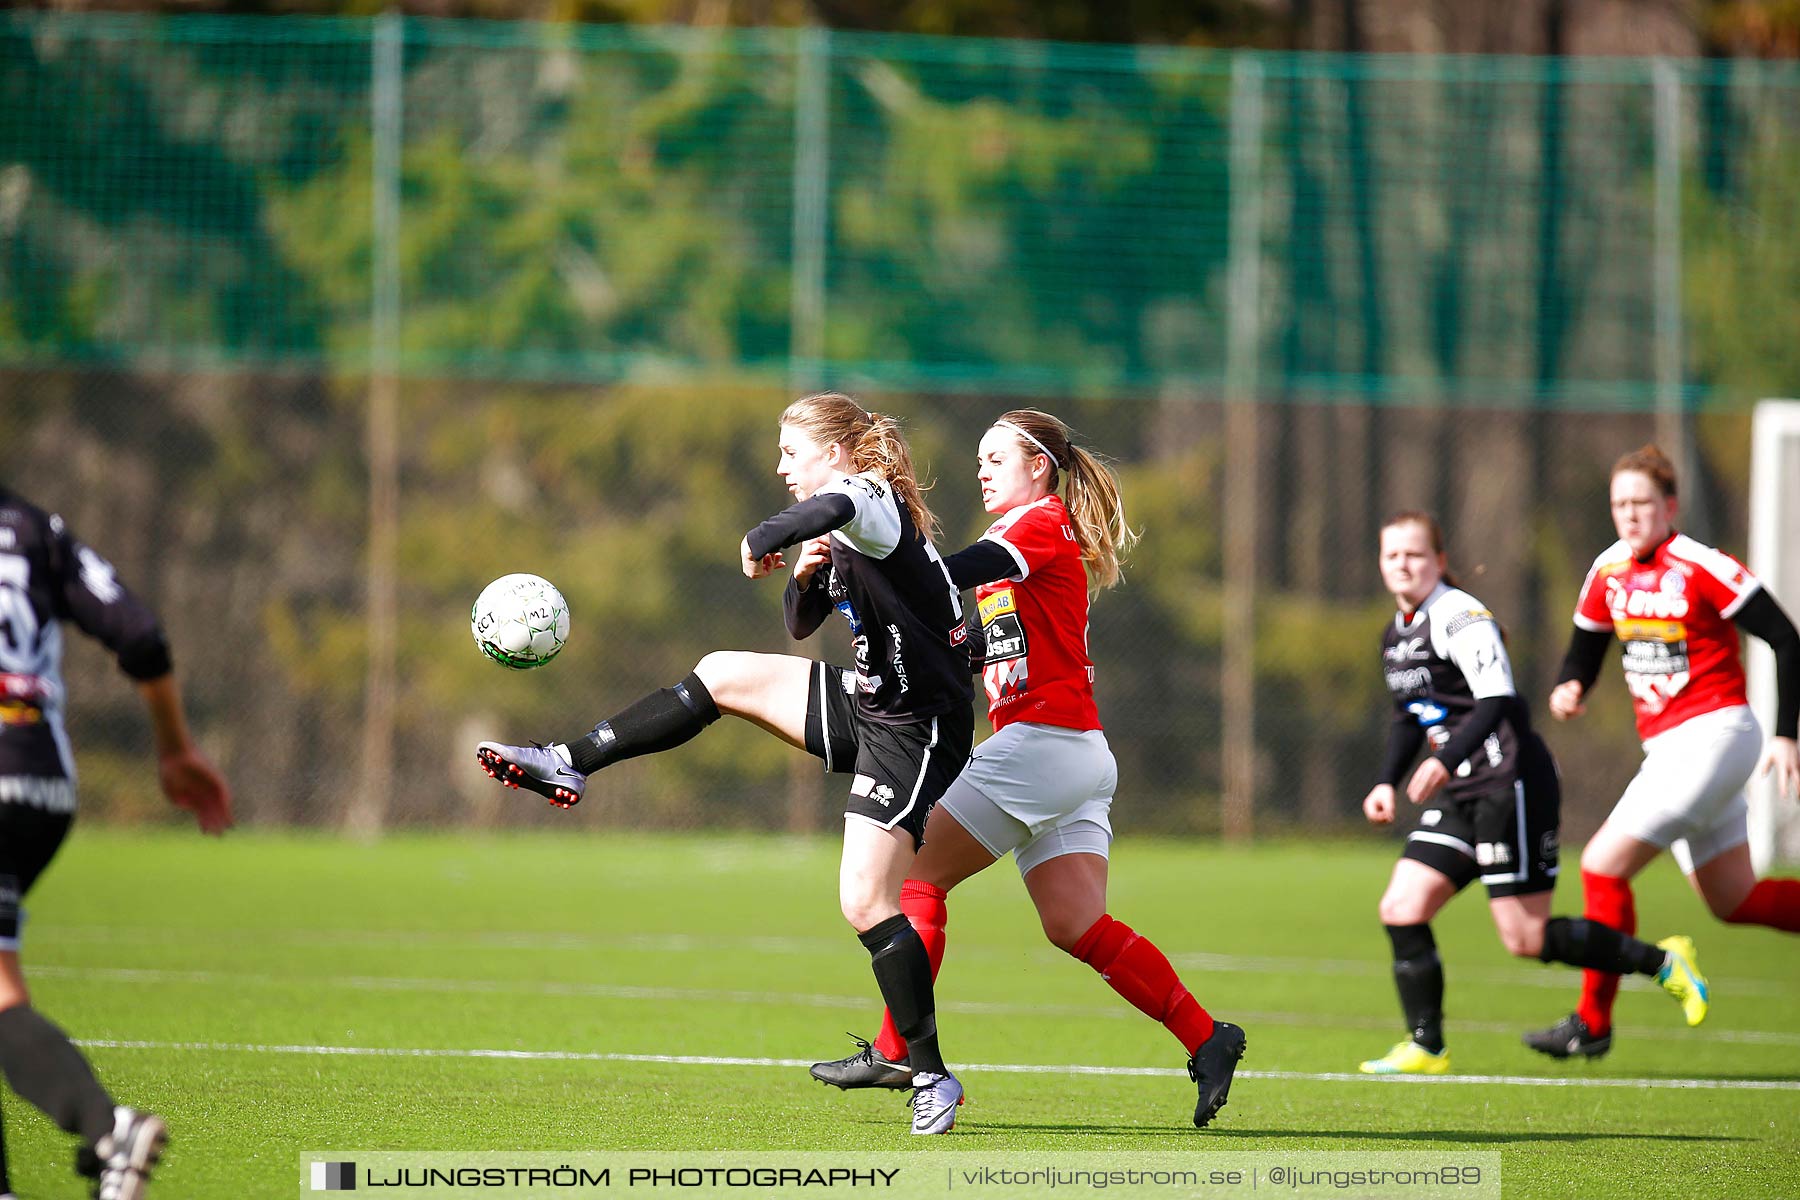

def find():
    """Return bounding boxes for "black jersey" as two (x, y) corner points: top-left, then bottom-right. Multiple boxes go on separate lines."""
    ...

(1380, 582), (1534, 801)
(0, 488), (170, 802)
(754, 473), (973, 724)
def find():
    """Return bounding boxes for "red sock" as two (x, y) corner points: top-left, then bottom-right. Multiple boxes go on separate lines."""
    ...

(1577, 870), (1635, 1036)
(872, 880), (948, 1061)
(1071, 914), (1215, 1054)
(1725, 878), (1800, 933)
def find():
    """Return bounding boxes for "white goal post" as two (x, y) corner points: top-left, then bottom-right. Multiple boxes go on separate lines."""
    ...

(1749, 399), (1800, 870)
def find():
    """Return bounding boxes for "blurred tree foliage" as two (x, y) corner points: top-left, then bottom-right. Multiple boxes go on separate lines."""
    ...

(3, 15), (1790, 837)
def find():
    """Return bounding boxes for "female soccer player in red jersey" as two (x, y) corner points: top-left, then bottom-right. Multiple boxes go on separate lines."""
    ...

(806, 409), (1247, 1130)
(477, 393), (973, 1134)
(1358, 512), (1697, 1076)
(1523, 445), (1800, 1059)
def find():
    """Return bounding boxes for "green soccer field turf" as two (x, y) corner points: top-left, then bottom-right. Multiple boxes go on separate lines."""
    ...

(5, 829), (1797, 1197)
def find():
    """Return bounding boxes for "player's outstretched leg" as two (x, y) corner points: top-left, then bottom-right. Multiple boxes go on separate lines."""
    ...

(476, 671), (723, 808)
(1187, 1022), (1247, 1129)
(809, 1035), (912, 1091)
(1653, 935), (1709, 1026)
(1521, 1013), (1612, 1060)
(1533, 916), (1707, 1026)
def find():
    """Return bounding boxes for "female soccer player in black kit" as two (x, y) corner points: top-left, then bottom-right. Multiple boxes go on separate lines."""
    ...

(1357, 512), (1702, 1075)
(476, 393), (975, 1134)
(0, 486), (233, 1199)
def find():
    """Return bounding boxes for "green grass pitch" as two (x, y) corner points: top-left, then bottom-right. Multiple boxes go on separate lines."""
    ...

(5, 829), (1797, 1197)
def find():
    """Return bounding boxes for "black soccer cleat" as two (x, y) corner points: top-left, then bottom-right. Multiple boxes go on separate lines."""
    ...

(1187, 1021), (1247, 1129)
(1522, 1012), (1613, 1061)
(476, 741), (586, 808)
(809, 1034), (914, 1090)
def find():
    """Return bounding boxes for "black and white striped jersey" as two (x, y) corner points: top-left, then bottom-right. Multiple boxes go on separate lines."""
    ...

(1380, 581), (1532, 800)
(0, 488), (169, 803)
(749, 472), (972, 724)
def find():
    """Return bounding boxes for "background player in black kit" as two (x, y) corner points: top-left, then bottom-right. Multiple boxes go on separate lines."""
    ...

(1357, 512), (1702, 1075)
(476, 392), (975, 1134)
(0, 486), (232, 1200)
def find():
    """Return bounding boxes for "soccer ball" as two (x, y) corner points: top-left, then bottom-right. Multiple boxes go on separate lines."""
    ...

(471, 573), (569, 669)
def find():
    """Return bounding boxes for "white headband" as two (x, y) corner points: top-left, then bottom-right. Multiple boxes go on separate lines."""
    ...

(994, 420), (1061, 469)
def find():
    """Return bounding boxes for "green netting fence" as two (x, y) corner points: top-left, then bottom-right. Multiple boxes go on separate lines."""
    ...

(4, 15), (1799, 842)
(6, 15), (1800, 405)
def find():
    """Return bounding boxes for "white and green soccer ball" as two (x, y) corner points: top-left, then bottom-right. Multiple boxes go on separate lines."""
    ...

(471, 573), (569, 669)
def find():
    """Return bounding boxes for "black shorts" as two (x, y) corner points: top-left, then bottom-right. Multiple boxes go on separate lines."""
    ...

(803, 663), (973, 848)
(0, 786), (75, 949)
(1402, 739), (1561, 899)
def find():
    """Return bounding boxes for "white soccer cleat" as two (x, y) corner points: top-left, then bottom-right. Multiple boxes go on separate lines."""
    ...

(92, 1106), (167, 1200)
(908, 1071), (963, 1135)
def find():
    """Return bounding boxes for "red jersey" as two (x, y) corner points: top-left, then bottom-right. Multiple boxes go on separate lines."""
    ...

(1573, 532), (1762, 740)
(973, 496), (1102, 732)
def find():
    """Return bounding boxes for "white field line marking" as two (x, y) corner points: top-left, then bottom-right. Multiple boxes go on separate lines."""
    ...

(75, 1038), (1800, 1091)
(35, 964), (1800, 1047)
(32, 927), (1797, 997)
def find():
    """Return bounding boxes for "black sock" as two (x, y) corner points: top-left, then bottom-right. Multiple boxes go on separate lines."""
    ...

(0, 1006), (114, 1145)
(565, 671), (720, 774)
(1539, 916), (1666, 976)
(1385, 923), (1446, 1054)
(858, 914), (946, 1077)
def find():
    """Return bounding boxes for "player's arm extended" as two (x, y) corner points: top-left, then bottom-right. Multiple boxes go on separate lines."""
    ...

(1735, 589), (1800, 742)
(941, 540), (1016, 589)
(745, 493), (856, 562)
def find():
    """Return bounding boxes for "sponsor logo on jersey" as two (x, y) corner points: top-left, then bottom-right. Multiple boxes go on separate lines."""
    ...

(1443, 609), (1494, 637)
(984, 657), (1029, 706)
(1384, 637), (1430, 664)
(0, 776), (76, 813)
(1385, 665), (1433, 695)
(0, 699), (42, 726)
(1476, 841), (1513, 867)
(1616, 617), (1686, 644)
(888, 624), (910, 694)
(1406, 699), (1449, 726)
(978, 589), (1017, 624)
(75, 545), (121, 603)
(983, 613), (1026, 663)
(1606, 577), (1690, 620)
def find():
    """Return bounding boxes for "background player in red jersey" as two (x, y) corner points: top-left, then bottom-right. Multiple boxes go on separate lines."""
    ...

(0, 486), (232, 1200)
(806, 409), (1246, 1130)
(1524, 445), (1800, 1060)
(477, 394), (973, 1134)
(1358, 512), (1696, 1076)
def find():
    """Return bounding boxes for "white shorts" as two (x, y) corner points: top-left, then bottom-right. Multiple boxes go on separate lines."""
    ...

(1610, 705), (1763, 873)
(935, 722), (1115, 876)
